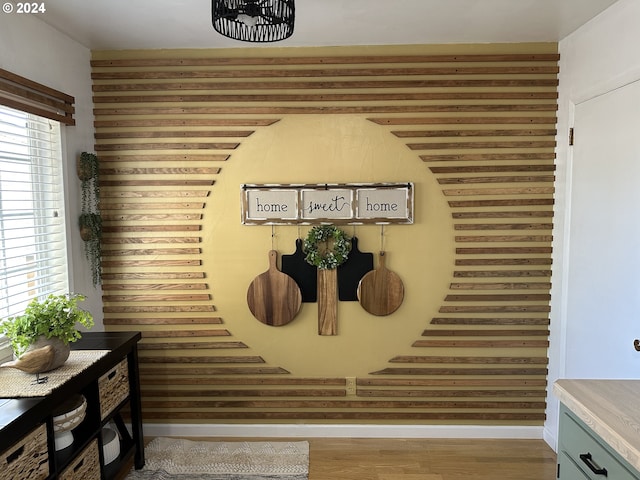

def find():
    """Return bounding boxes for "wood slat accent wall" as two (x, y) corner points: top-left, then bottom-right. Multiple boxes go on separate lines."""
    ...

(91, 45), (557, 425)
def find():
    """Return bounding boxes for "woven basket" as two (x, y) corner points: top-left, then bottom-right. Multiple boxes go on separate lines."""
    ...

(59, 438), (100, 480)
(0, 424), (49, 480)
(98, 358), (129, 420)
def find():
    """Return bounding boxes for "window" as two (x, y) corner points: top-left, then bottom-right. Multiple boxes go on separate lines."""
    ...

(0, 105), (69, 360)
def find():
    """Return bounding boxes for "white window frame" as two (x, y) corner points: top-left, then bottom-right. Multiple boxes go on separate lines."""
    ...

(0, 105), (69, 361)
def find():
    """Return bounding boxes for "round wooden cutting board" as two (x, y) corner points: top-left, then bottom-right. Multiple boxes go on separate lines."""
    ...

(247, 250), (302, 326)
(357, 251), (404, 316)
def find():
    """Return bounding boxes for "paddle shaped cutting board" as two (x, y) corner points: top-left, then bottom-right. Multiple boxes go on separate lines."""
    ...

(357, 251), (404, 316)
(337, 237), (373, 301)
(281, 238), (317, 302)
(247, 250), (302, 326)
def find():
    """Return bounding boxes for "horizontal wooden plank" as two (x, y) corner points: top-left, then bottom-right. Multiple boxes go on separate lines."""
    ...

(455, 247), (552, 254)
(101, 167), (220, 175)
(102, 225), (201, 232)
(93, 104), (558, 116)
(101, 259), (202, 267)
(94, 119), (279, 127)
(438, 306), (551, 313)
(411, 340), (549, 347)
(439, 175), (555, 184)
(102, 283), (207, 290)
(102, 214), (203, 221)
(102, 236), (202, 244)
(389, 355), (548, 363)
(452, 211), (553, 219)
(430, 317), (550, 326)
(449, 282), (551, 290)
(357, 389), (545, 398)
(443, 187), (554, 196)
(95, 142), (239, 150)
(101, 248), (201, 256)
(93, 79), (559, 93)
(140, 330), (228, 338)
(93, 92), (558, 104)
(101, 202), (205, 210)
(432, 165), (556, 174)
(394, 129), (556, 138)
(453, 223), (553, 230)
(95, 130), (254, 139)
(455, 258), (552, 266)
(358, 378), (547, 387)
(420, 330), (550, 337)
(102, 272), (205, 279)
(141, 399), (546, 409)
(102, 293), (211, 302)
(409, 141), (556, 150)
(104, 305), (216, 313)
(100, 190), (210, 198)
(444, 293), (551, 302)
(371, 116), (557, 125)
(455, 235), (553, 242)
(140, 375), (333, 385)
(453, 270), (552, 277)
(104, 317), (221, 325)
(370, 367), (548, 376)
(423, 153), (556, 162)
(97, 154), (230, 162)
(448, 198), (554, 208)
(139, 356), (264, 363)
(139, 342), (247, 350)
(140, 411), (546, 421)
(90, 54), (560, 68)
(91, 65), (559, 80)
(140, 388), (344, 397)
(139, 367), (290, 375)
(100, 180), (215, 187)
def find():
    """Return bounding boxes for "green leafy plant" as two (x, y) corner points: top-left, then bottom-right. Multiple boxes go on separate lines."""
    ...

(78, 152), (102, 286)
(0, 294), (94, 357)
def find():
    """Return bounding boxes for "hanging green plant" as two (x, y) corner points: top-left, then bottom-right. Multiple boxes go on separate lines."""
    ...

(78, 152), (102, 286)
(77, 151), (99, 182)
(303, 225), (352, 270)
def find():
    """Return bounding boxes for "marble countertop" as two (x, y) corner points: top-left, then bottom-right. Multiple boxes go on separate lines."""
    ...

(554, 379), (640, 472)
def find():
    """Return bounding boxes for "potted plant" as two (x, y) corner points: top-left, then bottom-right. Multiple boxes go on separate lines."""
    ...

(0, 293), (94, 372)
(77, 151), (99, 183)
(78, 151), (102, 286)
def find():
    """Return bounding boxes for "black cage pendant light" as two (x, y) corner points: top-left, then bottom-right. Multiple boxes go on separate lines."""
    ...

(212, 0), (295, 43)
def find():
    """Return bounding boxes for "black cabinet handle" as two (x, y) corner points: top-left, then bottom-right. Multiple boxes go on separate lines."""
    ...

(580, 453), (608, 476)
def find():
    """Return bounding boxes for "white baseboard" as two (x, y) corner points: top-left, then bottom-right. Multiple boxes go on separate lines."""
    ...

(143, 423), (544, 440)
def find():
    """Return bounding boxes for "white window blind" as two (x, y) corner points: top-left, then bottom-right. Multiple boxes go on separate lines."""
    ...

(0, 105), (69, 329)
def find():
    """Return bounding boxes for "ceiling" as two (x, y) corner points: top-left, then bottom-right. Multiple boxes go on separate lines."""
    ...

(37, 0), (620, 50)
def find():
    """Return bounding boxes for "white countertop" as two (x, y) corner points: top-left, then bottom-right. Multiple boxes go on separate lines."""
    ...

(554, 379), (640, 472)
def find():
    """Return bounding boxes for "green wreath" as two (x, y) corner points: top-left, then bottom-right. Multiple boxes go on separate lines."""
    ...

(303, 225), (352, 270)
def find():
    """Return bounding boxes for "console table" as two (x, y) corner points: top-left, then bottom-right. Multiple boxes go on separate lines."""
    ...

(0, 331), (144, 480)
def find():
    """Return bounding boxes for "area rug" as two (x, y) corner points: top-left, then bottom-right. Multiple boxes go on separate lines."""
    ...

(125, 437), (309, 480)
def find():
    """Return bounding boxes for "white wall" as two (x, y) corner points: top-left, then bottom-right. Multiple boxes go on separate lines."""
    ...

(545, 0), (640, 450)
(0, 13), (103, 328)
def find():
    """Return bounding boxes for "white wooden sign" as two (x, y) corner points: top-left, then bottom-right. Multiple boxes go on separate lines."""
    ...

(241, 183), (413, 225)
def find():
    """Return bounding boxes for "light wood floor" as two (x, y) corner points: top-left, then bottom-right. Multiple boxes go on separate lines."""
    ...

(168, 437), (557, 480)
(307, 438), (557, 480)
(309, 438), (556, 480)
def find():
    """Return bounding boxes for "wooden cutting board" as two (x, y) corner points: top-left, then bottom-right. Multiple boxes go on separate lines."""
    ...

(357, 251), (404, 316)
(247, 250), (302, 326)
(317, 268), (338, 335)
